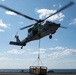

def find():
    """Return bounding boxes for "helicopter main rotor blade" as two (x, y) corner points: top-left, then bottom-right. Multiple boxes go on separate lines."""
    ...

(20, 24), (34, 30)
(43, 1), (74, 21)
(60, 26), (68, 29)
(0, 5), (38, 21)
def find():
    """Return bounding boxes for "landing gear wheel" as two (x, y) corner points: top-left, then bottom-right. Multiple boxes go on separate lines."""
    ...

(49, 35), (52, 39)
(21, 46), (23, 49)
(21, 43), (26, 49)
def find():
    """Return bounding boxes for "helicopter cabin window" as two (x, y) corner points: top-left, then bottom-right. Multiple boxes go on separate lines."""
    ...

(28, 28), (33, 37)
(32, 24), (38, 35)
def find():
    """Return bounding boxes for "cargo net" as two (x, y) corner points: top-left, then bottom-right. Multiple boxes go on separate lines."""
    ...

(29, 39), (47, 75)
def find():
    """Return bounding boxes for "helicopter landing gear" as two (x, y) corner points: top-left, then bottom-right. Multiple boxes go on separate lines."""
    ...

(49, 34), (52, 39)
(21, 43), (26, 49)
(21, 46), (23, 49)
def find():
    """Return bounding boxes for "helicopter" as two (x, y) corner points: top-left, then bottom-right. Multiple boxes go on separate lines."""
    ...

(0, 1), (74, 49)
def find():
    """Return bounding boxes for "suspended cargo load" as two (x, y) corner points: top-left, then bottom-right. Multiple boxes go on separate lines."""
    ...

(29, 66), (47, 75)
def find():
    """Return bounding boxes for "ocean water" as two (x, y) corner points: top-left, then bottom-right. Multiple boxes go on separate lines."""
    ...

(0, 69), (29, 72)
(0, 69), (76, 73)
(48, 69), (76, 73)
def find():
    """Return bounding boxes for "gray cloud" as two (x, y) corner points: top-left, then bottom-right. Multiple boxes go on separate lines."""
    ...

(6, 49), (26, 55)
(0, 19), (7, 28)
(0, 0), (5, 1)
(5, 11), (16, 16)
(70, 18), (76, 26)
(36, 9), (65, 21)
(48, 47), (76, 59)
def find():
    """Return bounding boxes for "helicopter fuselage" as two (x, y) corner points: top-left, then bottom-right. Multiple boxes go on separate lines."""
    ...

(9, 21), (60, 48)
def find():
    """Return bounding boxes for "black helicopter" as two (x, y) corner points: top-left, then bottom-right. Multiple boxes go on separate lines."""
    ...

(0, 1), (74, 49)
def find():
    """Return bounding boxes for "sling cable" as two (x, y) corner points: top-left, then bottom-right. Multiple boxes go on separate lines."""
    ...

(29, 39), (47, 75)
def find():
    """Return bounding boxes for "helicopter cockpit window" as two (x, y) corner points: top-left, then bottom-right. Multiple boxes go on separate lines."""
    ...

(43, 21), (52, 29)
(28, 28), (33, 37)
(47, 21), (53, 27)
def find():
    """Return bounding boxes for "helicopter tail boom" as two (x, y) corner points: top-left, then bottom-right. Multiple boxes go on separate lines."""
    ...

(9, 41), (26, 46)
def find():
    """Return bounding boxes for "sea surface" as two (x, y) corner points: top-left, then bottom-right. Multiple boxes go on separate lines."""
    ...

(0, 69), (76, 73)
(0, 69), (29, 72)
(48, 69), (76, 73)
